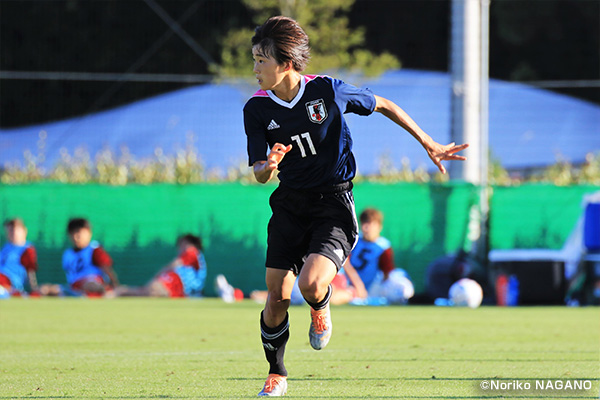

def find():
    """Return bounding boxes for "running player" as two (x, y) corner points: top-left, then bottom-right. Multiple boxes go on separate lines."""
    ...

(244, 16), (468, 397)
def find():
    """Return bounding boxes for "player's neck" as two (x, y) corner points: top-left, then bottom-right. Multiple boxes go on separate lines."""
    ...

(363, 234), (380, 243)
(271, 72), (302, 103)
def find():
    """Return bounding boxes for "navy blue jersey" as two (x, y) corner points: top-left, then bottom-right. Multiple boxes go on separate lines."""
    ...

(244, 75), (376, 189)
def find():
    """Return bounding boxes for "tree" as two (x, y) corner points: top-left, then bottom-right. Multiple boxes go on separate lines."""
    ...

(216, 0), (399, 77)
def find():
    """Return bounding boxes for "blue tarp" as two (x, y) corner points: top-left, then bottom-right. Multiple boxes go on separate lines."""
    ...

(2, 69), (599, 174)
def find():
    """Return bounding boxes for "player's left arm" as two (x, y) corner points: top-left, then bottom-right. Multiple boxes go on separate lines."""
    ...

(373, 95), (469, 174)
(21, 247), (39, 292)
(378, 248), (395, 282)
(92, 247), (120, 287)
(27, 271), (39, 292)
(102, 266), (119, 288)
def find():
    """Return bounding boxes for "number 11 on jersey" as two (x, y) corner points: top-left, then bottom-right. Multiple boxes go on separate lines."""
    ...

(291, 133), (317, 158)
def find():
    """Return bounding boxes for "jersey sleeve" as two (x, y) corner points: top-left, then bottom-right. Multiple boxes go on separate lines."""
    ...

(20, 246), (38, 272)
(378, 247), (395, 275)
(243, 102), (269, 166)
(330, 77), (376, 116)
(92, 247), (113, 268)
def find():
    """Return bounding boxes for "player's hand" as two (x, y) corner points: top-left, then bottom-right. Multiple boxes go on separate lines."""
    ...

(426, 142), (469, 174)
(267, 143), (292, 170)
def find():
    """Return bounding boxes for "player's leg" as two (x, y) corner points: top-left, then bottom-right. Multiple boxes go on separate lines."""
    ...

(150, 270), (185, 297)
(39, 283), (63, 296)
(300, 186), (359, 350)
(329, 272), (355, 305)
(297, 254), (337, 350)
(297, 254), (337, 305)
(258, 267), (295, 396)
(81, 279), (105, 296)
(147, 279), (171, 297)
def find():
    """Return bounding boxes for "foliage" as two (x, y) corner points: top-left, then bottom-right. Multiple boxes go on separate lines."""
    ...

(353, 153), (448, 184)
(3, 137), (598, 186)
(534, 153), (600, 186)
(216, 0), (400, 78)
(0, 133), (255, 185)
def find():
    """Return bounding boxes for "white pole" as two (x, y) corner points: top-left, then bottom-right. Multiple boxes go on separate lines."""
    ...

(451, 0), (491, 259)
(479, 0), (490, 255)
(450, 0), (481, 183)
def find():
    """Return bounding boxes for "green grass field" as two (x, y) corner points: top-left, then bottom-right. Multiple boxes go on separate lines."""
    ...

(0, 298), (598, 399)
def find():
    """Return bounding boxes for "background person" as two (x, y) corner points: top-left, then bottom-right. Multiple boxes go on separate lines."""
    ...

(0, 218), (39, 296)
(49, 218), (119, 297)
(116, 234), (207, 298)
(331, 208), (414, 305)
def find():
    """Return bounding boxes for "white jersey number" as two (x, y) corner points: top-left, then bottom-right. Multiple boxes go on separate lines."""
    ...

(291, 133), (317, 158)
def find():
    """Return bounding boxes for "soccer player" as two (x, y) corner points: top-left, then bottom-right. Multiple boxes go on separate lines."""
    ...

(244, 16), (468, 396)
(334, 208), (414, 305)
(0, 218), (39, 296)
(61, 218), (119, 297)
(347, 208), (395, 293)
(116, 234), (207, 298)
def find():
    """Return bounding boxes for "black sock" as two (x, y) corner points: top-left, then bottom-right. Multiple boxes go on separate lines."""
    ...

(260, 311), (289, 377)
(304, 284), (332, 311)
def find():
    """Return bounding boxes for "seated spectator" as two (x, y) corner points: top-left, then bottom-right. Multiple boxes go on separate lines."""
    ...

(0, 218), (39, 296)
(116, 234), (206, 297)
(331, 208), (414, 305)
(42, 218), (119, 297)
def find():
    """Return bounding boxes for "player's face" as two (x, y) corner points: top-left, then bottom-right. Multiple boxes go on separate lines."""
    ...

(69, 227), (92, 249)
(5, 224), (27, 246)
(177, 239), (191, 253)
(252, 46), (287, 91)
(361, 220), (382, 242)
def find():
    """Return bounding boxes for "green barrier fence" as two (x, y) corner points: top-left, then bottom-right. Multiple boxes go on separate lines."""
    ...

(489, 184), (598, 250)
(1, 183), (598, 295)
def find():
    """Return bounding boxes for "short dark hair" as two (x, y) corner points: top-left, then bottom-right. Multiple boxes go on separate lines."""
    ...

(177, 233), (202, 251)
(4, 218), (26, 229)
(252, 16), (311, 72)
(359, 208), (384, 224)
(67, 218), (91, 234)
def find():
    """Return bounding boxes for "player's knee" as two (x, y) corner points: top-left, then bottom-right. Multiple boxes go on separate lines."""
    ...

(148, 280), (168, 297)
(264, 291), (290, 326)
(265, 287), (287, 304)
(82, 281), (104, 294)
(297, 278), (327, 302)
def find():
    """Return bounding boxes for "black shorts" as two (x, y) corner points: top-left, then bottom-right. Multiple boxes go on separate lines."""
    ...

(266, 181), (358, 275)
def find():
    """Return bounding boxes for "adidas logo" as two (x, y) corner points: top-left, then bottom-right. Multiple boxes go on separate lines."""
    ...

(262, 343), (277, 351)
(267, 120), (280, 130)
(334, 249), (345, 261)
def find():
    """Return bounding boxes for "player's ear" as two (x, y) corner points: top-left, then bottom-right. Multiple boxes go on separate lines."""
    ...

(283, 61), (293, 72)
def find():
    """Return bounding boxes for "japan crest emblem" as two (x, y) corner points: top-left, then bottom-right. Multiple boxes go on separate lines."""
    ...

(305, 99), (327, 124)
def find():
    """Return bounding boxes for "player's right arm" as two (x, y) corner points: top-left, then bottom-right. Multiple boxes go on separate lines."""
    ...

(252, 143), (292, 184)
(342, 259), (368, 299)
(374, 95), (468, 174)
